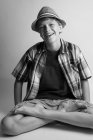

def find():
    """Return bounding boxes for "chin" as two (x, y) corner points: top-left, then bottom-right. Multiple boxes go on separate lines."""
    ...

(46, 38), (56, 43)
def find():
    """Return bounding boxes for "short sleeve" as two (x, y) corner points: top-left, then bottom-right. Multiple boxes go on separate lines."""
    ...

(12, 51), (32, 82)
(76, 46), (92, 80)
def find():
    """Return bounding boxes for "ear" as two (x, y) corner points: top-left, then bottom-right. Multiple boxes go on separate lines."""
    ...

(59, 25), (63, 34)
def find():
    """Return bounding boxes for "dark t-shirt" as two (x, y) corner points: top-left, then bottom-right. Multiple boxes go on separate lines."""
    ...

(36, 49), (75, 100)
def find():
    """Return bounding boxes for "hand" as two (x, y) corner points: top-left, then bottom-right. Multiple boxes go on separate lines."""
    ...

(14, 103), (45, 117)
(10, 102), (24, 114)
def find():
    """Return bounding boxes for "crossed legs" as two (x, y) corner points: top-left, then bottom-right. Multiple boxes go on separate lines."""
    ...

(1, 99), (93, 136)
(1, 113), (53, 136)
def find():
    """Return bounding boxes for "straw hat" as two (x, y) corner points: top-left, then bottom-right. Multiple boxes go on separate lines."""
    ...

(31, 6), (66, 32)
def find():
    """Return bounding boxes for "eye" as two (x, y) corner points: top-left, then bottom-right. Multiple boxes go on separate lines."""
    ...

(50, 24), (55, 27)
(38, 25), (44, 32)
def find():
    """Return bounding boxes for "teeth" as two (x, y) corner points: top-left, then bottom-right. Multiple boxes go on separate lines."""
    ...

(48, 34), (53, 36)
(47, 34), (51, 36)
(45, 33), (54, 38)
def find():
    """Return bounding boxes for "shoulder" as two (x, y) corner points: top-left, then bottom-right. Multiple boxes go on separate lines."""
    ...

(28, 41), (44, 52)
(64, 40), (80, 52)
(25, 41), (44, 59)
(63, 40), (82, 61)
(63, 40), (82, 56)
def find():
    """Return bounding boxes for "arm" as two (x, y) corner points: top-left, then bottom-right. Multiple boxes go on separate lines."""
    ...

(81, 79), (90, 102)
(43, 109), (93, 129)
(75, 46), (91, 102)
(14, 79), (23, 105)
(14, 104), (93, 129)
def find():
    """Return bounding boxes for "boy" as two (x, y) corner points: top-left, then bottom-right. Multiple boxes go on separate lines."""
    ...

(1, 6), (93, 136)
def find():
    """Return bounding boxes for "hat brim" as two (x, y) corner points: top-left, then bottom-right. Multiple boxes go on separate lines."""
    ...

(31, 15), (66, 32)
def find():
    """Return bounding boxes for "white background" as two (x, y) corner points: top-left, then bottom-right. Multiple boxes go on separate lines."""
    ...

(0, 0), (93, 139)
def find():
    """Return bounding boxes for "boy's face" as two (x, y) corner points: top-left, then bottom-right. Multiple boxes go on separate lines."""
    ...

(37, 18), (62, 44)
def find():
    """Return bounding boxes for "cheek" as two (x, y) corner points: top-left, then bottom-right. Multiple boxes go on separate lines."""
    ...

(40, 30), (47, 39)
(40, 32), (44, 39)
(39, 31), (44, 38)
(56, 26), (62, 33)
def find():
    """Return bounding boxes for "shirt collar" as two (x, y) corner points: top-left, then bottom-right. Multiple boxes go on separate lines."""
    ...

(60, 38), (68, 54)
(42, 38), (68, 54)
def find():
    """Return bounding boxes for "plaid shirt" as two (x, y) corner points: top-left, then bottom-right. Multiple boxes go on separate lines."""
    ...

(12, 39), (92, 100)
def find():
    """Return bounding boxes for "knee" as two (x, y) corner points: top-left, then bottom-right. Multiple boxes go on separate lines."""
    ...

(1, 116), (19, 136)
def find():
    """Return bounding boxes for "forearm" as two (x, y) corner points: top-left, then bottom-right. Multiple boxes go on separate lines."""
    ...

(14, 80), (23, 105)
(14, 104), (93, 129)
(42, 109), (93, 129)
(81, 79), (90, 102)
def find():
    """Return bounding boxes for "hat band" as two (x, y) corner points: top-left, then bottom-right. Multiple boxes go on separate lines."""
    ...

(37, 13), (59, 19)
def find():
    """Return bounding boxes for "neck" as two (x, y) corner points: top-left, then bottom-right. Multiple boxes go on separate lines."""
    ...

(45, 39), (61, 51)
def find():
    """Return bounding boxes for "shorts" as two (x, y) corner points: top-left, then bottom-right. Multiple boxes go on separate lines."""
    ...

(10, 99), (93, 114)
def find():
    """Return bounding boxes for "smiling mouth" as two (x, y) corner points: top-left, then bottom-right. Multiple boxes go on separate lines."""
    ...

(46, 33), (54, 38)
